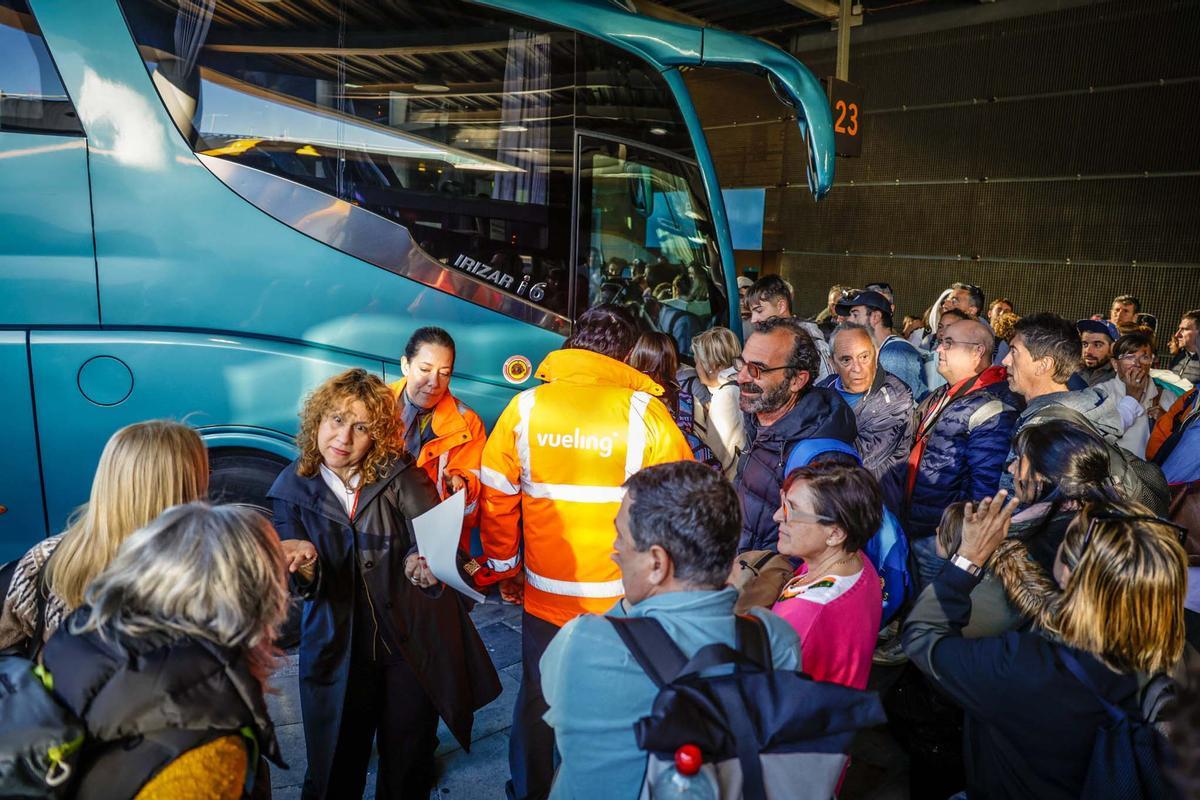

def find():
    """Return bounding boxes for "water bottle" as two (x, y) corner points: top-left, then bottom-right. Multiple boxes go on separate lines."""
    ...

(649, 744), (718, 799)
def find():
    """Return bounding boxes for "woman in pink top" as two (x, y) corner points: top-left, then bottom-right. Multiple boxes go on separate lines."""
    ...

(771, 461), (883, 690)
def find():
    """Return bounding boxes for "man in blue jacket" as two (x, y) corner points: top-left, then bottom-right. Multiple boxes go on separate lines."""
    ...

(733, 317), (857, 553)
(902, 319), (1018, 585)
(818, 322), (913, 513)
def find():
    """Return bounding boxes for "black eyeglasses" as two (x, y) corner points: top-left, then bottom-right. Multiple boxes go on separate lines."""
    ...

(733, 356), (794, 380)
(1080, 512), (1189, 557)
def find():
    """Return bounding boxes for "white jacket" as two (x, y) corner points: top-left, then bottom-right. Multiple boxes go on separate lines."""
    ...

(696, 367), (748, 480)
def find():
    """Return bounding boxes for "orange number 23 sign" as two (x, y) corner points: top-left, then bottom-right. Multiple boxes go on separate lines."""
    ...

(833, 99), (859, 136)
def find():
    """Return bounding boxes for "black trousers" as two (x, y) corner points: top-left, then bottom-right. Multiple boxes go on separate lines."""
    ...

(305, 648), (439, 800)
(506, 611), (562, 800)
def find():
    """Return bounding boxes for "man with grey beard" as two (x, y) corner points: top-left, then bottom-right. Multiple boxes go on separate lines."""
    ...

(732, 317), (858, 553)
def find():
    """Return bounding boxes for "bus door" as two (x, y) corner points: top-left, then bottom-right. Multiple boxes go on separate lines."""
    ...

(573, 133), (725, 357)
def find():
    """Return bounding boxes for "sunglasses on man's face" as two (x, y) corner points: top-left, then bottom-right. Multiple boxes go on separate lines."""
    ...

(734, 356), (793, 380)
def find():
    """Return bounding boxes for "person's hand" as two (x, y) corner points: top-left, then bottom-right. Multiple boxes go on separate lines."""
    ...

(1148, 405), (1166, 422)
(404, 553), (438, 589)
(499, 573), (525, 605)
(445, 473), (467, 495)
(281, 539), (318, 581)
(957, 490), (1020, 566)
(1120, 362), (1149, 400)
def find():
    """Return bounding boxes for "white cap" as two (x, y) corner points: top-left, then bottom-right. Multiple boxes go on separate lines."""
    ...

(736, 276), (754, 289)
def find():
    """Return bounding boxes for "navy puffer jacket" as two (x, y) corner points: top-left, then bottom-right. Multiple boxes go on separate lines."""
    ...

(900, 366), (1020, 538)
(818, 368), (913, 511)
(735, 386), (857, 552)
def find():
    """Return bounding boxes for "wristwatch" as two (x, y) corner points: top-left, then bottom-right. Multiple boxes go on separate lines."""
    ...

(950, 553), (983, 577)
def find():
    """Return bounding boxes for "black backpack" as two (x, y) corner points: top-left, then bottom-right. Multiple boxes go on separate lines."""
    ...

(1024, 404), (1171, 514)
(0, 654), (261, 799)
(1056, 647), (1180, 800)
(609, 614), (886, 800)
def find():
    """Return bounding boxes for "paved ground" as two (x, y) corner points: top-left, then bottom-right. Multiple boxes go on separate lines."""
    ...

(267, 598), (912, 800)
(267, 598), (524, 800)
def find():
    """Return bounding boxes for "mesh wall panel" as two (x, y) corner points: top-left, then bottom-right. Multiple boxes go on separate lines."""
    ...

(703, 0), (1200, 340)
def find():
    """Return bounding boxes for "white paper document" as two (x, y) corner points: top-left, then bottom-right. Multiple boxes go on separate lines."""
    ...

(412, 489), (486, 603)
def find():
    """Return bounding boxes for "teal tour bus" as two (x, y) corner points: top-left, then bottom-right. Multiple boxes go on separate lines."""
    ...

(0, 0), (834, 558)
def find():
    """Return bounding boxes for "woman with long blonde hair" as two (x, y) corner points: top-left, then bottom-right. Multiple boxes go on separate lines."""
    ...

(903, 492), (1186, 799)
(690, 326), (746, 478)
(0, 419), (208, 653)
(267, 367), (499, 800)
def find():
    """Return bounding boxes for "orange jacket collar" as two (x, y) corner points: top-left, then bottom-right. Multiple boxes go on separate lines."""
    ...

(388, 377), (468, 440)
(535, 348), (664, 395)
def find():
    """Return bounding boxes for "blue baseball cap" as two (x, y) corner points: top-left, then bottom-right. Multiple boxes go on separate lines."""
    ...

(1076, 319), (1119, 340)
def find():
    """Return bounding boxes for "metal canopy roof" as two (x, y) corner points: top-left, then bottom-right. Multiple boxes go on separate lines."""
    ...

(639, 0), (961, 46)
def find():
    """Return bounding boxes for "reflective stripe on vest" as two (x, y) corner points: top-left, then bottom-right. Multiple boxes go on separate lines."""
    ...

(525, 567), (624, 598)
(523, 482), (625, 504)
(624, 390), (651, 479)
(488, 554), (521, 572)
(482, 465), (519, 496)
(435, 451), (449, 500)
(515, 388), (536, 484)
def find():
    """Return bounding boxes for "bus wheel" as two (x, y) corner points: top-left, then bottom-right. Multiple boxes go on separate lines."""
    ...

(208, 448), (301, 648)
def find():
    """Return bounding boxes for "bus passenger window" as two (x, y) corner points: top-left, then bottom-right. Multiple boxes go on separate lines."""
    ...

(0, 0), (83, 135)
(576, 138), (725, 359)
(118, 0), (574, 319)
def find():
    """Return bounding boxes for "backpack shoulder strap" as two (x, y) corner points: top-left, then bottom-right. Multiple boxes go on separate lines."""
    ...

(735, 613), (772, 670)
(1140, 673), (1178, 724)
(1056, 646), (1127, 723)
(607, 616), (688, 688)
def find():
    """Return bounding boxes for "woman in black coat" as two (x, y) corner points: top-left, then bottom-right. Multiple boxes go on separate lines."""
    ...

(269, 368), (500, 800)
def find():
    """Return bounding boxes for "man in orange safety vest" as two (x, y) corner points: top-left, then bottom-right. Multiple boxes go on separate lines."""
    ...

(478, 304), (693, 800)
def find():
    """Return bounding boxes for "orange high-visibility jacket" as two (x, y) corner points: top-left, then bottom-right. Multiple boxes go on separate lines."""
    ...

(389, 379), (486, 545)
(480, 348), (694, 627)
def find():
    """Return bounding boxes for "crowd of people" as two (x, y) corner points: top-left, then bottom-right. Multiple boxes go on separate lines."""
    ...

(0, 277), (1197, 800)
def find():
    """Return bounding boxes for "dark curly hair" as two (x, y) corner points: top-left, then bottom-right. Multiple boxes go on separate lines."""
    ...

(296, 368), (404, 485)
(623, 461), (741, 588)
(566, 304), (637, 361)
(752, 316), (820, 382)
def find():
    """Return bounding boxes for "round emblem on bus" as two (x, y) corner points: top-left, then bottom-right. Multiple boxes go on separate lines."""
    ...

(502, 355), (532, 385)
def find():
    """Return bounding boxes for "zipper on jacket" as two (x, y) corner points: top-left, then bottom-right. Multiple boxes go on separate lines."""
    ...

(353, 522), (392, 660)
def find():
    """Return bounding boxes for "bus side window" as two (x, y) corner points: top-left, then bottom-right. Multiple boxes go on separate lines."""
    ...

(118, 0), (575, 319)
(0, 0), (84, 136)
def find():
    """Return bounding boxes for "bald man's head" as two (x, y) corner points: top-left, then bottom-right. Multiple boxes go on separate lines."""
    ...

(937, 319), (994, 384)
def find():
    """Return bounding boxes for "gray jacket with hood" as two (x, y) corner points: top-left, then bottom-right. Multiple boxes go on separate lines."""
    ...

(999, 384), (1123, 492)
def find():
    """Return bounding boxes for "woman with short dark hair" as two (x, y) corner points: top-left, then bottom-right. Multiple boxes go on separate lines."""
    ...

(388, 326), (487, 550)
(770, 461), (884, 689)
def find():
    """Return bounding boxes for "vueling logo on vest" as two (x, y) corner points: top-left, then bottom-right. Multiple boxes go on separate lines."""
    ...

(535, 429), (620, 458)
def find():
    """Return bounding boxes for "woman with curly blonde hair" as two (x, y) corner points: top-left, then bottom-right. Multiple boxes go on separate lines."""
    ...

(267, 368), (500, 800)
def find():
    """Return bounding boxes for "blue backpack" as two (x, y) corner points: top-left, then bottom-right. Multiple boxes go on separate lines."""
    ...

(784, 439), (913, 626)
